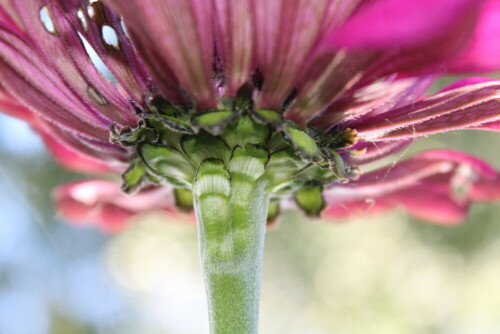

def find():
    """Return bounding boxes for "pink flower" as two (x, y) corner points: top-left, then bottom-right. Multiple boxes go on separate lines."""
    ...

(1, 0), (500, 230)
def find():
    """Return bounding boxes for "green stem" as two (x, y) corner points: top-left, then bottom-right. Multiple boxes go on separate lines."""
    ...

(194, 159), (269, 334)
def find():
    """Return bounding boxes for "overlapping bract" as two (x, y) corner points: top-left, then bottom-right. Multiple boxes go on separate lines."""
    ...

(1, 0), (500, 229)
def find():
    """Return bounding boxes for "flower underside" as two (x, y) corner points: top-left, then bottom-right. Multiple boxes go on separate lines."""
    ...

(112, 85), (360, 219)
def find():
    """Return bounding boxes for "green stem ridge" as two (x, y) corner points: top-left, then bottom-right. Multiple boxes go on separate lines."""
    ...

(194, 159), (269, 334)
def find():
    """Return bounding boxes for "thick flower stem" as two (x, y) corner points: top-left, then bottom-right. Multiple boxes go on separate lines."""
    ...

(193, 160), (269, 334)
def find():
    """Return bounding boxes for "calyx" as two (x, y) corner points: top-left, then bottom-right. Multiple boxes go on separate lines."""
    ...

(111, 93), (358, 218)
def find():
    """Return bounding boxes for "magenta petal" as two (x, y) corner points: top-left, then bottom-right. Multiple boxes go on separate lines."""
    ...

(11, 1), (138, 126)
(0, 25), (113, 140)
(0, 87), (34, 122)
(449, 0), (500, 72)
(106, 0), (217, 108)
(254, 0), (346, 109)
(55, 0), (150, 104)
(477, 121), (500, 131)
(392, 187), (468, 224)
(36, 123), (122, 174)
(329, 0), (483, 50)
(355, 81), (500, 141)
(324, 150), (500, 224)
(309, 76), (435, 129)
(213, 0), (254, 97)
(470, 174), (500, 201)
(53, 180), (191, 232)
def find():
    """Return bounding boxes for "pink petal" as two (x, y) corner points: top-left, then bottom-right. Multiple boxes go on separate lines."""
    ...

(329, 0), (484, 50)
(0, 87), (34, 122)
(324, 150), (500, 224)
(470, 174), (500, 201)
(0, 87), (128, 170)
(391, 188), (468, 224)
(254, 0), (354, 109)
(0, 24), (113, 139)
(11, 1), (138, 126)
(55, 0), (150, 104)
(106, 0), (217, 108)
(449, 0), (500, 72)
(54, 180), (192, 232)
(0, 4), (24, 36)
(354, 81), (500, 141)
(36, 123), (121, 174)
(213, 0), (254, 96)
(309, 76), (435, 129)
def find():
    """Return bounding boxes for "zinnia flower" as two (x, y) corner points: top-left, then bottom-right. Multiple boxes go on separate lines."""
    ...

(2, 0), (500, 332)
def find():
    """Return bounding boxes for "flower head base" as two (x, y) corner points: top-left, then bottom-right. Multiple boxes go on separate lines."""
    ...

(112, 88), (361, 218)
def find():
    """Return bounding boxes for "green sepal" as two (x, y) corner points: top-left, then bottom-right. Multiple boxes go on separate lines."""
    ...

(174, 188), (194, 212)
(299, 162), (337, 185)
(265, 149), (309, 193)
(221, 115), (270, 148)
(194, 159), (231, 198)
(324, 148), (348, 181)
(294, 185), (326, 217)
(143, 113), (195, 135)
(110, 124), (157, 147)
(182, 132), (231, 165)
(228, 145), (269, 180)
(192, 110), (239, 135)
(121, 157), (149, 194)
(282, 124), (322, 162)
(146, 93), (184, 116)
(267, 131), (290, 153)
(251, 109), (282, 125)
(139, 143), (195, 187)
(267, 200), (281, 224)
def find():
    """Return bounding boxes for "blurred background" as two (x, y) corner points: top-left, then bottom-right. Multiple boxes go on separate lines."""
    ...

(1, 79), (500, 334)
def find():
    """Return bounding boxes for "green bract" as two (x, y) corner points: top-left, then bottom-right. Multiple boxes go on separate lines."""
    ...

(112, 95), (358, 218)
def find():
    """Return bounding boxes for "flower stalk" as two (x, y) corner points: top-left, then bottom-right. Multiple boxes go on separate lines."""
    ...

(194, 159), (269, 333)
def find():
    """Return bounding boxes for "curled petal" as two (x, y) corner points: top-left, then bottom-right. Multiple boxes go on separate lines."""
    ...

(324, 150), (500, 224)
(309, 76), (435, 129)
(354, 81), (500, 141)
(54, 180), (192, 232)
